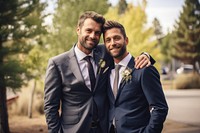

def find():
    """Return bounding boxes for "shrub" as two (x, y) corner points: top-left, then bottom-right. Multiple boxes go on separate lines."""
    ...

(175, 73), (200, 89)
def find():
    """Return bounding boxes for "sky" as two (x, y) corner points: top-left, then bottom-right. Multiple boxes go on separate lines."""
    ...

(108, 0), (185, 34)
(45, 0), (185, 34)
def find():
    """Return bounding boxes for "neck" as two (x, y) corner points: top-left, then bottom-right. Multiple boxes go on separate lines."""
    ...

(77, 42), (92, 55)
(114, 52), (128, 64)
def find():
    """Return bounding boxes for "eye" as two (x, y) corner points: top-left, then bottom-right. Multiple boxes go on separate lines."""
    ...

(95, 31), (101, 36)
(105, 38), (110, 43)
(85, 29), (92, 33)
(114, 36), (121, 41)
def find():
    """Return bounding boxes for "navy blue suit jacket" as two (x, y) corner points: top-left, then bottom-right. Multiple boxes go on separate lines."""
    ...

(108, 57), (168, 133)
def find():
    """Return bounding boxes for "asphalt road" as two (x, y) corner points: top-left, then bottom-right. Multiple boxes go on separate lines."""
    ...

(163, 89), (200, 133)
(165, 89), (200, 125)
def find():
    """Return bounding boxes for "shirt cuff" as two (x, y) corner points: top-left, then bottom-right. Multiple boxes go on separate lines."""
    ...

(141, 52), (150, 59)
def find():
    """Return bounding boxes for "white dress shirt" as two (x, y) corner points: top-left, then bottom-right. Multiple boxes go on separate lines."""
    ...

(110, 53), (132, 90)
(74, 45), (97, 90)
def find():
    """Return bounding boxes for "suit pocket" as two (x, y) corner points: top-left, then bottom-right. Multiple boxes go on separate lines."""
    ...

(125, 117), (149, 128)
(61, 107), (80, 125)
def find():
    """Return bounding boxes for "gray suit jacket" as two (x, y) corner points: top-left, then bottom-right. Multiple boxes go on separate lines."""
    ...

(44, 45), (113, 133)
(108, 57), (168, 133)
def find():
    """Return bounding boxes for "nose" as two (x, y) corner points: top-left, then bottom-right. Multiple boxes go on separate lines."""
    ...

(89, 32), (95, 39)
(110, 39), (116, 46)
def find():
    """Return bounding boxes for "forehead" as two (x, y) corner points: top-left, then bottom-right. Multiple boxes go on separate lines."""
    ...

(81, 18), (102, 30)
(104, 28), (122, 37)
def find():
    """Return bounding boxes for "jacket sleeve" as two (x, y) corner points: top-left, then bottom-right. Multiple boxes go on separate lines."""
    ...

(141, 66), (168, 133)
(44, 58), (62, 133)
(141, 52), (156, 65)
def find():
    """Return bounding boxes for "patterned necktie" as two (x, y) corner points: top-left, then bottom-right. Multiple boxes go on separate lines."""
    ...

(84, 56), (96, 91)
(113, 65), (121, 98)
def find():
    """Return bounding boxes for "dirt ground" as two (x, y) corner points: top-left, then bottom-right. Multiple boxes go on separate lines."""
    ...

(9, 115), (200, 133)
(9, 115), (48, 133)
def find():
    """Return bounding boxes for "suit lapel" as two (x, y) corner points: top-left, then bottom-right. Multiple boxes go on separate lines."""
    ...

(93, 49), (102, 92)
(68, 46), (85, 85)
(108, 79), (115, 104)
(115, 57), (135, 101)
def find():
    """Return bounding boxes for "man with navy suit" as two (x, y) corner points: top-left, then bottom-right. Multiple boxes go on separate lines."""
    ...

(103, 20), (168, 133)
(44, 11), (153, 133)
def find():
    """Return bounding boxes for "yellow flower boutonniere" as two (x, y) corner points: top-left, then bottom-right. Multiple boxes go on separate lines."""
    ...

(122, 67), (132, 83)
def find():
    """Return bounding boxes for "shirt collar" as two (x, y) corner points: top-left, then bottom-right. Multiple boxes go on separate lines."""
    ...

(115, 53), (132, 67)
(75, 44), (94, 61)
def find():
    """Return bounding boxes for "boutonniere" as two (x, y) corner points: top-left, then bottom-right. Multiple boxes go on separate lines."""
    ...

(98, 59), (108, 74)
(122, 67), (132, 83)
(98, 59), (106, 68)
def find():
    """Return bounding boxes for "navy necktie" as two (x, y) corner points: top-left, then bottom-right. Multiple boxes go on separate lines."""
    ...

(84, 56), (98, 123)
(84, 56), (96, 91)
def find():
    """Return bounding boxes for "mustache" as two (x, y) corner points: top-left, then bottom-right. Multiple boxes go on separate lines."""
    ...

(109, 45), (120, 50)
(87, 37), (97, 41)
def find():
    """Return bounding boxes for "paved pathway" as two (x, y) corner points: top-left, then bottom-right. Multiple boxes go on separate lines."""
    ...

(162, 89), (200, 133)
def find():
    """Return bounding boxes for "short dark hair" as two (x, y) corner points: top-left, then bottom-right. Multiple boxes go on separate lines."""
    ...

(77, 11), (105, 31)
(103, 20), (127, 38)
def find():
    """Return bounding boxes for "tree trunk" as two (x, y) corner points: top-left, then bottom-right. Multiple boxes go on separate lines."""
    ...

(28, 79), (36, 118)
(0, 85), (10, 133)
(0, 34), (9, 133)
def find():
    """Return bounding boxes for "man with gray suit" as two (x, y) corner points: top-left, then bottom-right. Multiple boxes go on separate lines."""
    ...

(44, 11), (152, 133)
(103, 20), (168, 133)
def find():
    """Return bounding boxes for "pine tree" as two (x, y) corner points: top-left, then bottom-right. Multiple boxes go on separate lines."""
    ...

(160, 32), (174, 64)
(0, 0), (47, 132)
(172, 0), (200, 72)
(117, 0), (128, 15)
(152, 18), (173, 65)
(152, 17), (163, 41)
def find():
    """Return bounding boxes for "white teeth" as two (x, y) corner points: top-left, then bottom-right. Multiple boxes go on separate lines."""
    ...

(111, 47), (119, 50)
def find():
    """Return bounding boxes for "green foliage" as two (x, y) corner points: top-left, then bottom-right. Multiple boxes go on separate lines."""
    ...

(46, 0), (110, 57)
(104, 1), (161, 69)
(0, 0), (47, 90)
(175, 73), (200, 89)
(1, 60), (26, 89)
(152, 18), (163, 40)
(117, 0), (128, 15)
(0, 0), (47, 132)
(172, 0), (200, 71)
(25, 44), (48, 80)
(160, 32), (174, 63)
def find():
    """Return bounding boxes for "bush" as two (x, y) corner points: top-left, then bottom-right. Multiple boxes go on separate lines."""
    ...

(175, 73), (200, 89)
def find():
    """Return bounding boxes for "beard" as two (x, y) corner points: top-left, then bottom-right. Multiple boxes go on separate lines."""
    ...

(79, 36), (98, 51)
(109, 43), (126, 59)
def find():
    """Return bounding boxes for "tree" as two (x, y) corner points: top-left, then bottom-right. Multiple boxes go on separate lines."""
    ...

(160, 32), (174, 64)
(0, 0), (47, 132)
(46, 0), (110, 57)
(117, 0), (128, 15)
(25, 44), (48, 118)
(152, 17), (163, 42)
(172, 0), (200, 72)
(152, 18), (173, 68)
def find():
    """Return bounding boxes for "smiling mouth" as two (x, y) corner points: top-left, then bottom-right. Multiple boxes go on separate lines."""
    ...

(110, 46), (120, 51)
(87, 40), (96, 44)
